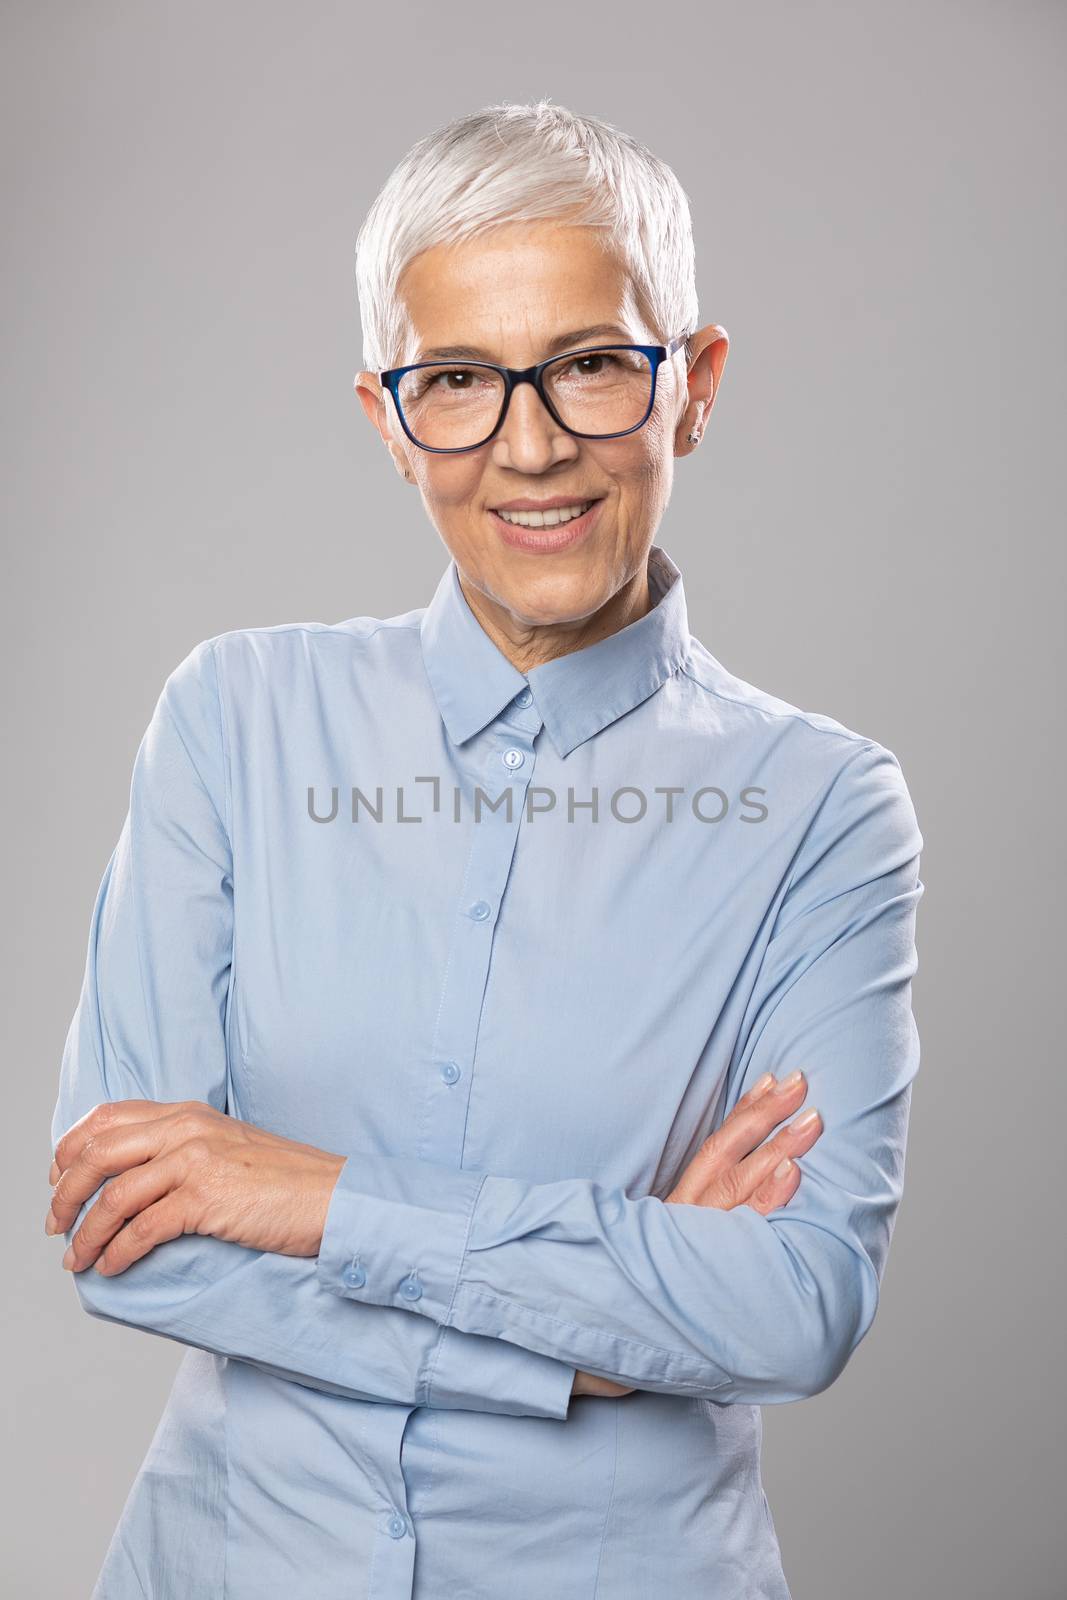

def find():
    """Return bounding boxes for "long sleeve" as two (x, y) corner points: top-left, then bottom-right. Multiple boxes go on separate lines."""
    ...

(50, 638), (574, 1420)
(316, 738), (924, 1404)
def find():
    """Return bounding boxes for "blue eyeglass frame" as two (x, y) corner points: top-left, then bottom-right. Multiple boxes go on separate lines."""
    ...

(379, 332), (691, 454)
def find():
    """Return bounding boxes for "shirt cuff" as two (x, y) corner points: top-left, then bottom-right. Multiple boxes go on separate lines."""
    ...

(317, 1150), (486, 1321)
(316, 1151), (574, 1420)
(427, 1325), (574, 1420)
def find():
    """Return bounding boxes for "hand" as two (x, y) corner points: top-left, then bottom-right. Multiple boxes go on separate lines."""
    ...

(45, 1100), (346, 1276)
(665, 1067), (821, 1211)
(570, 1069), (823, 1399)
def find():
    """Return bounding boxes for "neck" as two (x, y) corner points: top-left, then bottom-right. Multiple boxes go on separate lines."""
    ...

(459, 561), (654, 676)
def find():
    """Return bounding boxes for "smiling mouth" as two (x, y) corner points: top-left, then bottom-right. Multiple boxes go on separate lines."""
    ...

(491, 498), (601, 528)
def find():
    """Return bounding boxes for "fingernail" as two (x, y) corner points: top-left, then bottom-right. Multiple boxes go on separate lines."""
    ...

(778, 1070), (803, 1091)
(752, 1073), (774, 1098)
(774, 1158), (793, 1179)
(45, 1211), (59, 1236)
(62, 1245), (75, 1270)
(793, 1107), (820, 1130)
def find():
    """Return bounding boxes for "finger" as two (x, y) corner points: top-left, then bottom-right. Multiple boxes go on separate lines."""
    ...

(53, 1099), (191, 1179)
(671, 1072), (809, 1200)
(746, 1156), (803, 1216)
(95, 1194), (189, 1276)
(717, 1071), (810, 1155)
(725, 1069), (808, 1127)
(62, 1152), (185, 1272)
(732, 1106), (824, 1198)
(49, 1114), (175, 1232)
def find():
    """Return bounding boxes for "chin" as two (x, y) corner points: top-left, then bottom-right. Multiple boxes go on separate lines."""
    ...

(494, 568), (614, 626)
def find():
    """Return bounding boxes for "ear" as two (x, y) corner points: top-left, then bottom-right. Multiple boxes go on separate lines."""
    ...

(674, 326), (729, 456)
(355, 371), (413, 482)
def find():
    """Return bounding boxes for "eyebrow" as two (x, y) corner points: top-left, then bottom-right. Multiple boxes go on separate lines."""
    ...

(415, 324), (634, 363)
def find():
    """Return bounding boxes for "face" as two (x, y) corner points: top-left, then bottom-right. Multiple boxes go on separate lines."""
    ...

(356, 220), (728, 669)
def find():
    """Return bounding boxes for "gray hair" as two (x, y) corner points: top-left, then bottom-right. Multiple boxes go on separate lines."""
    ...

(355, 99), (699, 375)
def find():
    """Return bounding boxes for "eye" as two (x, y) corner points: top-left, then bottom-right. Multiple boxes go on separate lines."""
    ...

(409, 365), (498, 398)
(566, 354), (618, 376)
(417, 366), (477, 392)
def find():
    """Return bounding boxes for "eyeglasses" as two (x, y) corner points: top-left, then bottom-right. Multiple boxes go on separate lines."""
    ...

(379, 333), (691, 453)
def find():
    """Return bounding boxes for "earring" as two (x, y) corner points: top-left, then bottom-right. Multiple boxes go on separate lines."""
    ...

(687, 430), (700, 445)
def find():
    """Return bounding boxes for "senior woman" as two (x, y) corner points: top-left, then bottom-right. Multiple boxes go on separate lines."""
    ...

(47, 101), (923, 1599)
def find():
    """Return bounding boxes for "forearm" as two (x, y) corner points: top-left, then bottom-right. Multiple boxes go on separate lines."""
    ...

(315, 1140), (887, 1404)
(57, 1177), (574, 1418)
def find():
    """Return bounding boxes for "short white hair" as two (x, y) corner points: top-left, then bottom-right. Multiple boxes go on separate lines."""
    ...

(355, 99), (699, 374)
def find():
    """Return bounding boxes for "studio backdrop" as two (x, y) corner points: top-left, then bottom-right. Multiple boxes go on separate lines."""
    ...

(6, 4), (1064, 1599)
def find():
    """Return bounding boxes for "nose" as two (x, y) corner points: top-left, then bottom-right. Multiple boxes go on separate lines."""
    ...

(491, 377), (578, 471)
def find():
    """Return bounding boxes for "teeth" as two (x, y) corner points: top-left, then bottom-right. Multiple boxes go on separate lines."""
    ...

(495, 501), (593, 528)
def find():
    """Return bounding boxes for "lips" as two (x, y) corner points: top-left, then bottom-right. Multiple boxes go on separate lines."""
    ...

(489, 495), (605, 554)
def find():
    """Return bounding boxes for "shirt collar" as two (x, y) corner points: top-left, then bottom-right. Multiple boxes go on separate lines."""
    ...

(419, 544), (692, 759)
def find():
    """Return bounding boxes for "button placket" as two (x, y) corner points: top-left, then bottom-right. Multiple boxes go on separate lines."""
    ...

(415, 721), (538, 1172)
(356, 1405), (416, 1594)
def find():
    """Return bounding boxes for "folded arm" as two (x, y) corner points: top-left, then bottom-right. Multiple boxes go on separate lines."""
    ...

(316, 739), (925, 1404)
(50, 639), (575, 1420)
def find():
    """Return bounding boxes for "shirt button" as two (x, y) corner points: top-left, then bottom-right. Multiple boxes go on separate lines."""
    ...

(515, 687), (533, 707)
(468, 900), (491, 920)
(342, 1260), (366, 1289)
(387, 1511), (408, 1539)
(440, 1060), (461, 1084)
(502, 746), (525, 769)
(399, 1273), (423, 1301)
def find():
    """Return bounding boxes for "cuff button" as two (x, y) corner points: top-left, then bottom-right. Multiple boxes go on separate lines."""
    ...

(343, 1261), (367, 1289)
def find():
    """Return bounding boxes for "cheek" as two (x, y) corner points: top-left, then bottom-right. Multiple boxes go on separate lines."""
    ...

(640, 409), (673, 461)
(588, 425), (662, 485)
(422, 459), (485, 513)
(419, 465), (490, 553)
(417, 463), (498, 567)
(607, 432), (672, 506)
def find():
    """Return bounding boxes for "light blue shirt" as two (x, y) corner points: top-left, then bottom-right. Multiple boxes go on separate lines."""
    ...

(52, 544), (924, 1599)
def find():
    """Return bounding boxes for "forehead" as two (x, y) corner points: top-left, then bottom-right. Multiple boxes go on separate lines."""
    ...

(396, 222), (642, 361)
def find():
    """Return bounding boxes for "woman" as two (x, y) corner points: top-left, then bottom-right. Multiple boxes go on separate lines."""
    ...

(47, 101), (923, 1599)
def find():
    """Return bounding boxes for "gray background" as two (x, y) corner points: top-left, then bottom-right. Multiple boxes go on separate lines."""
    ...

(5, 2), (1064, 1596)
